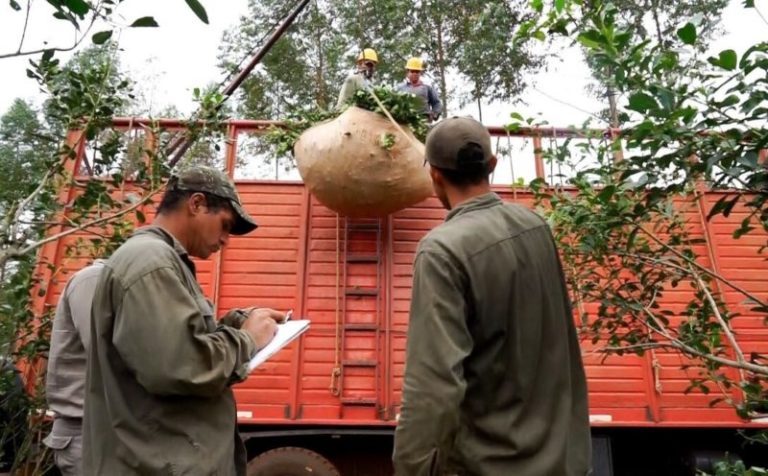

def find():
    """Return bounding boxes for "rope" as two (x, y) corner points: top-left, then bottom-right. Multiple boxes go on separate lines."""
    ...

(367, 89), (423, 151)
(330, 212), (341, 396)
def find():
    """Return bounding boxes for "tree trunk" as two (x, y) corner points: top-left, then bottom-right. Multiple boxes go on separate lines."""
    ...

(476, 94), (483, 123)
(434, 8), (449, 117)
(313, 3), (327, 109)
(607, 84), (619, 128)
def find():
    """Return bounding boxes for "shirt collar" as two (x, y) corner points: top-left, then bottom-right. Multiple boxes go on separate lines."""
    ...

(132, 226), (196, 275)
(445, 192), (502, 222)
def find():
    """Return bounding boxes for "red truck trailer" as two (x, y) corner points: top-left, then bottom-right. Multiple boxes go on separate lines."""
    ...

(32, 119), (768, 475)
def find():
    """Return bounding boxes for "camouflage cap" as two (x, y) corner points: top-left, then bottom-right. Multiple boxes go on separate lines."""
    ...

(425, 116), (492, 170)
(169, 166), (258, 235)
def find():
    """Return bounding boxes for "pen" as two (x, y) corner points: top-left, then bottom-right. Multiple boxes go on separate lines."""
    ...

(284, 310), (293, 323)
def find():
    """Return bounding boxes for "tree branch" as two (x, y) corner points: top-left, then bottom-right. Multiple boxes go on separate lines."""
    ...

(0, 43), (84, 61)
(634, 302), (768, 377)
(1, 186), (162, 265)
(10, 168), (56, 242)
(635, 224), (768, 308)
(0, 5), (101, 60)
(17, 0), (32, 53)
(692, 269), (747, 365)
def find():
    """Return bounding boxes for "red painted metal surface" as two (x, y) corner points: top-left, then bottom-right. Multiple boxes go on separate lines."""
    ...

(225, 185), (768, 429)
(33, 119), (768, 431)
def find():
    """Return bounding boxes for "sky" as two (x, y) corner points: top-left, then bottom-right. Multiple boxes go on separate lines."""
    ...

(2, 1), (765, 123)
(0, 0), (766, 182)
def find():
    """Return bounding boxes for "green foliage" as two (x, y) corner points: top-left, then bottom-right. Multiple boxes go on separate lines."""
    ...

(567, 0), (728, 125)
(700, 459), (768, 476)
(514, 0), (768, 429)
(443, 0), (543, 107)
(219, 0), (544, 123)
(218, 0), (349, 117)
(379, 132), (396, 151)
(0, 100), (56, 214)
(262, 86), (428, 160)
(0, 3), (222, 471)
(263, 108), (338, 158)
(349, 87), (429, 141)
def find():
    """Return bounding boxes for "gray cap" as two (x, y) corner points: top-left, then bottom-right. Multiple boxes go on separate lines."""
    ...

(425, 116), (492, 170)
(169, 166), (258, 235)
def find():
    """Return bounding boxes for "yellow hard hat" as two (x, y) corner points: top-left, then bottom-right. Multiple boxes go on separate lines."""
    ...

(405, 57), (424, 71)
(357, 48), (378, 64)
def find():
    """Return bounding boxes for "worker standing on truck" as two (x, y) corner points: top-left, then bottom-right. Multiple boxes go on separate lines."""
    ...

(335, 47), (378, 109)
(393, 117), (592, 475)
(43, 259), (105, 476)
(396, 57), (442, 123)
(82, 166), (286, 476)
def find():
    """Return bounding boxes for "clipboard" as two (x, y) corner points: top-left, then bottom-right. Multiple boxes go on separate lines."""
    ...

(248, 320), (310, 371)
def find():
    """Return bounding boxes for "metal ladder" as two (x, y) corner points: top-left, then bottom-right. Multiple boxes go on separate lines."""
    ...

(338, 217), (384, 410)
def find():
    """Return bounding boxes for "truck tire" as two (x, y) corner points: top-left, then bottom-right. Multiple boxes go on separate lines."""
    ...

(247, 447), (340, 476)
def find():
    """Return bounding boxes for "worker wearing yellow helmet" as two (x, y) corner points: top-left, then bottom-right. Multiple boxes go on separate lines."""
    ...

(397, 57), (443, 122)
(335, 48), (378, 109)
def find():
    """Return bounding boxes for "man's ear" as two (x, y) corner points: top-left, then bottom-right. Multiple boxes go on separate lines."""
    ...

(429, 165), (442, 186)
(188, 192), (206, 216)
(488, 155), (498, 175)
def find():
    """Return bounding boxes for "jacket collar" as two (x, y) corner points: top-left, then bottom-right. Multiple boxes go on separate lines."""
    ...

(132, 226), (196, 275)
(445, 192), (502, 222)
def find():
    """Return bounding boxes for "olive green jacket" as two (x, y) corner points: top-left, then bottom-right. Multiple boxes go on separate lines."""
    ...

(83, 227), (256, 475)
(393, 193), (591, 476)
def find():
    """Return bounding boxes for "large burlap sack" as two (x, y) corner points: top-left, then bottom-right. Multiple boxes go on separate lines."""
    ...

(294, 107), (433, 218)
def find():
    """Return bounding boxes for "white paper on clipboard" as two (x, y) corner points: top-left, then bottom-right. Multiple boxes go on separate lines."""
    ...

(247, 320), (310, 371)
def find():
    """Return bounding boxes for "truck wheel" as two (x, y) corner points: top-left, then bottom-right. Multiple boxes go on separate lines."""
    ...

(247, 446), (340, 476)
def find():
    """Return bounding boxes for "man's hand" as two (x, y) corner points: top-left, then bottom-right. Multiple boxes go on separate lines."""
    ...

(241, 308), (284, 349)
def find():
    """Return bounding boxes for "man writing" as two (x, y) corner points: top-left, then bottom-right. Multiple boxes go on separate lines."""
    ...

(83, 166), (284, 475)
(393, 117), (591, 475)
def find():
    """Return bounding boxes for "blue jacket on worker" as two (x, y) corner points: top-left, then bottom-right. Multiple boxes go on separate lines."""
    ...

(396, 57), (443, 121)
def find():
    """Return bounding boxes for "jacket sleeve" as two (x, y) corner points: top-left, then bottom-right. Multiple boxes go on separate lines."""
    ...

(393, 249), (472, 476)
(112, 266), (257, 398)
(336, 74), (359, 109)
(218, 308), (248, 329)
(427, 85), (442, 117)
